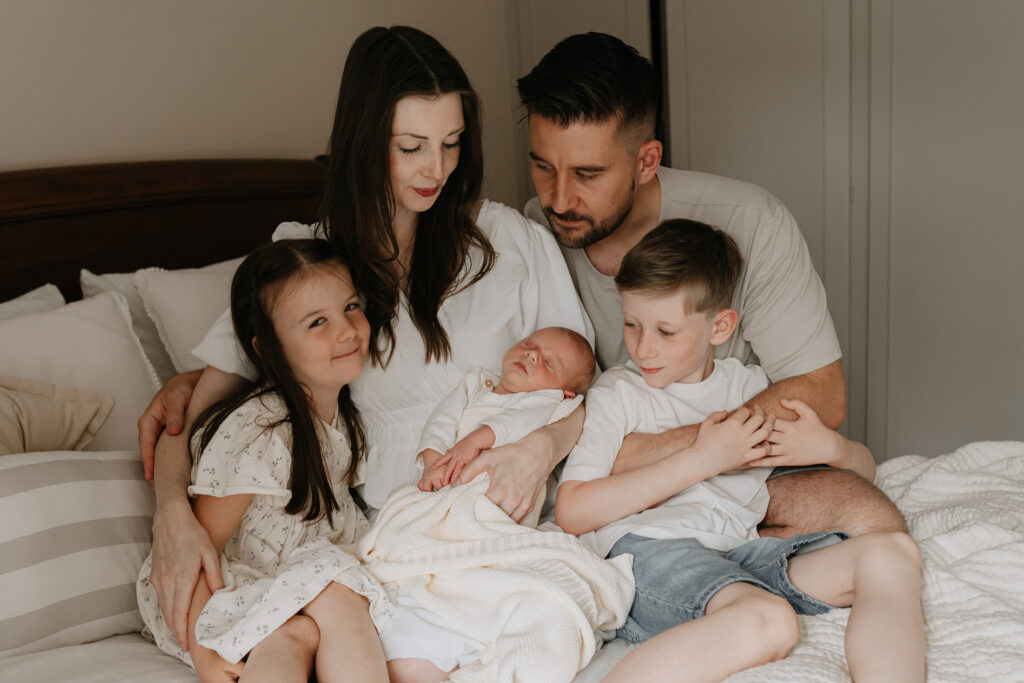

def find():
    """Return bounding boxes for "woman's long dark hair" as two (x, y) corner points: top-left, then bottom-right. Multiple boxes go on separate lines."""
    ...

(319, 25), (496, 367)
(190, 240), (366, 525)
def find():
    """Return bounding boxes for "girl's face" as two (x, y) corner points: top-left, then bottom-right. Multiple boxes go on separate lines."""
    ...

(389, 92), (465, 223)
(269, 262), (370, 415)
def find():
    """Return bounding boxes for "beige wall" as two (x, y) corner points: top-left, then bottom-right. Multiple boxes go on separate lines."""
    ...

(0, 0), (523, 206)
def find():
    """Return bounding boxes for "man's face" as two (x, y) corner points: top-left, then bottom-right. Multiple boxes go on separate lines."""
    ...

(529, 115), (638, 249)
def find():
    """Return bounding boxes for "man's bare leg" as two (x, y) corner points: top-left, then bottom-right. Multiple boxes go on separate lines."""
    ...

(760, 469), (905, 538)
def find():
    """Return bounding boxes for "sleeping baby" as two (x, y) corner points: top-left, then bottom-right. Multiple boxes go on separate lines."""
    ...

(360, 327), (631, 683)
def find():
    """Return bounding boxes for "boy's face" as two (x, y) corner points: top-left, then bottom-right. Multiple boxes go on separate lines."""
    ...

(499, 327), (588, 396)
(621, 289), (725, 388)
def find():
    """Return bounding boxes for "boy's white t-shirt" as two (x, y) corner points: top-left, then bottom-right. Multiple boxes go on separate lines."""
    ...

(560, 358), (771, 558)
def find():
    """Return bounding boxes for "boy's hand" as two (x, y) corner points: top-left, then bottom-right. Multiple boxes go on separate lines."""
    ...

(418, 449), (448, 491)
(759, 398), (839, 466)
(694, 406), (773, 473)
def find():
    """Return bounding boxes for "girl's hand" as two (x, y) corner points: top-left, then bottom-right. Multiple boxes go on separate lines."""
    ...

(693, 406), (773, 474)
(191, 641), (244, 682)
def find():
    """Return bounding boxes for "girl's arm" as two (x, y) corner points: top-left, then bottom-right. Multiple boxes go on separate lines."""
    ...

(186, 493), (252, 680)
(149, 366), (249, 648)
(457, 403), (585, 523)
(557, 408), (772, 535)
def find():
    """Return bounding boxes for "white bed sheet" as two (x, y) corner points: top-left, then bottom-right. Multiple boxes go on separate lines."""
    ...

(3, 441), (1022, 682)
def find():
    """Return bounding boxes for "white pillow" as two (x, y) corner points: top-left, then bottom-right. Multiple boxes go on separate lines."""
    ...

(0, 450), (153, 658)
(80, 269), (177, 383)
(0, 292), (161, 452)
(134, 258), (242, 373)
(0, 284), (65, 322)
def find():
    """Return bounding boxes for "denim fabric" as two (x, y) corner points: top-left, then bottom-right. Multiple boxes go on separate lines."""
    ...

(766, 463), (835, 480)
(608, 531), (848, 643)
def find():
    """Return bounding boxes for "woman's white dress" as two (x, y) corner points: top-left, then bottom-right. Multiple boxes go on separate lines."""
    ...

(194, 200), (595, 509)
(136, 393), (392, 664)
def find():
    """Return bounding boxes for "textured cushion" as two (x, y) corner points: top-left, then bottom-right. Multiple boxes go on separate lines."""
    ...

(134, 258), (242, 373)
(0, 450), (153, 658)
(0, 284), (65, 322)
(0, 292), (161, 452)
(0, 377), (114, 456)
(80, 269), (178, 383)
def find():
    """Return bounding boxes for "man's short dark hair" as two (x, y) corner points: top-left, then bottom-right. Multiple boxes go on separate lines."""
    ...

(615, 219), (743, 314)
(517, 32), (658, 137)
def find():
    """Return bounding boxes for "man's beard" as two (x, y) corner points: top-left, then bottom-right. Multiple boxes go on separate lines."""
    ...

(542, 182), (635, 249)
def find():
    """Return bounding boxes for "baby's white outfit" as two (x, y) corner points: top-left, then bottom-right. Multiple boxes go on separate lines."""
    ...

(378, 367), (584, 672)
(136, 393), (391, 665)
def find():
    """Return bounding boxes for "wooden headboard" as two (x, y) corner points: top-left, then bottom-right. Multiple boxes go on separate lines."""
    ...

(0, 158), (327, 302)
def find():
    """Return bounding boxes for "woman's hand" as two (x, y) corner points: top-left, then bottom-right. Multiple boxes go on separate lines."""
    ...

(457, 434), (549, 522)
(151, 499), (224, 649)
(138, 369), (203, 480)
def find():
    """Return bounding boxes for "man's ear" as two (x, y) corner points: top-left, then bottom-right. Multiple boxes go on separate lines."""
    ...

(709, 309), (738, 346)
(636, 139), (663, 184)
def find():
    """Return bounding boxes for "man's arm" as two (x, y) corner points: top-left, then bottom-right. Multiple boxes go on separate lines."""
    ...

(148, 367), (247, 648)
(458, 403), (584, 523)
(611, 359), (845, 475)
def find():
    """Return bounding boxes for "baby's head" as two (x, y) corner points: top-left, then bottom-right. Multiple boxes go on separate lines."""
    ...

(614, 219), (743, 387)
(497, 327), (596, 397)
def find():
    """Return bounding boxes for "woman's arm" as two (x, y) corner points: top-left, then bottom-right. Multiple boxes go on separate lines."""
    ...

(458, 403), (585, 522)
(140, 369), (203, 479)
(148, 366), (248, 648)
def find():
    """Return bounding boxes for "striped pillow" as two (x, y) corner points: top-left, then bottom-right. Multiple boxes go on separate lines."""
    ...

(0, 450), (153, 658)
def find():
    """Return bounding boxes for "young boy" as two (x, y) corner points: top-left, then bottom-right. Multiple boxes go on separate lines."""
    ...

(556, 219), (925, 682)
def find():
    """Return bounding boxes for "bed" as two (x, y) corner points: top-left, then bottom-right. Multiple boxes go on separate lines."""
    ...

(1, 159), (1022, 682)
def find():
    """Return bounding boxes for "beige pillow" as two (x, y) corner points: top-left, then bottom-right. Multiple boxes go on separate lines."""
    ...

(0, 377), (114, 455)
(0, 292), (161, 452)
(0, 284), (65, 322)
(134, 258), (243, 373)
(80, 269), (177, 383)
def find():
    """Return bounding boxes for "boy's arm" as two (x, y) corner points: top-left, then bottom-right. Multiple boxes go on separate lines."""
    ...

(756, 398), (876, 481)
(556, 407), (772, 535)
(611, 359), (844, 474)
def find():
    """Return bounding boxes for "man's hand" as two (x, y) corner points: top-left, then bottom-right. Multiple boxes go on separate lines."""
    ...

(417, 449), (448, 492)
(138, 370), (202, 480)
(457, 432), (550, 522)
(694, 406), (774, 473)
(151, 500), (224, 649)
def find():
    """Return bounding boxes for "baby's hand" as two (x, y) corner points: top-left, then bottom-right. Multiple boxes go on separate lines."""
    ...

(695, 406), (773, 473)
(435, 439), (484, 487)
(418, 449), (448, 492)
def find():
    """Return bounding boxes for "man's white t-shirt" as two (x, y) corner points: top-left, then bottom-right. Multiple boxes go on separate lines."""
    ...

(525, 166), (841, 379)
(560, 358), (771, 558)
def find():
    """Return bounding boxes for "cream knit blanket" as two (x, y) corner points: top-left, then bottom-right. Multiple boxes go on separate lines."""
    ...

(359, 476), (634, 683)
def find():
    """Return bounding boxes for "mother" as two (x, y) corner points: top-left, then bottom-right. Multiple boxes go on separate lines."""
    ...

(143, 25), (593, 648)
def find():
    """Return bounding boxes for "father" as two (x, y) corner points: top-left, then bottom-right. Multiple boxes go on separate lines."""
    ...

(515, 32), (902, 538)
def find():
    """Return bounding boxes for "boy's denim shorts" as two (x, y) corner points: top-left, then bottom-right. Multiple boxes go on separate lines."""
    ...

(608, 530), (849, 644)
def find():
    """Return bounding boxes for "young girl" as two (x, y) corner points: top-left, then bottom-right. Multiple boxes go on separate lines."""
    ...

(137, 239), (390, 683)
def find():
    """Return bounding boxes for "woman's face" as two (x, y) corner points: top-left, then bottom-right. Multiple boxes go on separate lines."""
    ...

(389, 92), (465, 222)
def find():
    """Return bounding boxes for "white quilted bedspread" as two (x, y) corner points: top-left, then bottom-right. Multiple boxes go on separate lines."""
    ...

(727, 440), (1024, 683)
(578, 440), (1024, 682)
